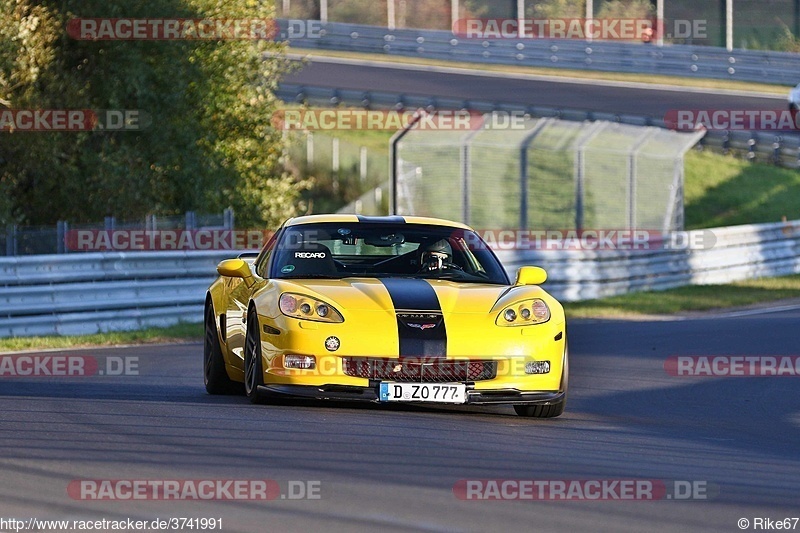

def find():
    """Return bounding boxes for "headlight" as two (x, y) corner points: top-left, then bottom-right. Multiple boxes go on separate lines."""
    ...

(496, 298), (550, 326)
(279, 293), (344, 323)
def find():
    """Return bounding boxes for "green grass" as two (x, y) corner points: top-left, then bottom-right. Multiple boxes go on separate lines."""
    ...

(0, 322), (202, 353)
(564, 274), (800, 318)
(684, 150), (800, 229)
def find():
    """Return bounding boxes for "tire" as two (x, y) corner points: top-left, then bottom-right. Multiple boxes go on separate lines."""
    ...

(515, 342), (569, 418)
(244, 308), (268, 404)
(204, 303), (242, 395)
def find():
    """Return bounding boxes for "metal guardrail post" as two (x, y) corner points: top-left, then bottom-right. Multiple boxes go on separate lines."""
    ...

(748, 138), (757, 161)
(104, 216), (116, 230)
(722, 131), (731, 154)
(223, 208), (235, 230)
(773, 138), (782, 165)
(185, 211), (196, 230)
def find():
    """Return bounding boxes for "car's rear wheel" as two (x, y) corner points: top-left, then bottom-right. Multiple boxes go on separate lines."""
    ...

(204, 303), (241, 395)
(244, 309), (268, 404)
(514, 342), (568, 418)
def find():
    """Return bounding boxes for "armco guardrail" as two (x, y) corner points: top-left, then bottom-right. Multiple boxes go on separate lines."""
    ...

(0, 251), (236, 337)
(279, 19), (800, 85)
(496, 219), (800, 301)
(1, 220), (799, 337)
(276, 83), (800, 169)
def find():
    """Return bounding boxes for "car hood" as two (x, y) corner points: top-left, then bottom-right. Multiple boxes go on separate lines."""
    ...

(272, 277), (549, 315)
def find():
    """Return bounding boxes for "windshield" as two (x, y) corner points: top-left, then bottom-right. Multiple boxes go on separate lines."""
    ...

(269, 223), (509, 285)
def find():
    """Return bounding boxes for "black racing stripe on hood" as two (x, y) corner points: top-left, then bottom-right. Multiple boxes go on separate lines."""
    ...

(380, 278), (446, 358)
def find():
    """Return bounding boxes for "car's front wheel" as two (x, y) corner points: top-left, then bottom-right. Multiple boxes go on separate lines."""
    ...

(204, 303), (242, 395)
(244, 309), (268, 404)
(514, 342), (568, 418)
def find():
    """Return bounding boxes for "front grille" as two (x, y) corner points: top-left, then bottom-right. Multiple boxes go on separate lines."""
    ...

(342, 357), (497, 383)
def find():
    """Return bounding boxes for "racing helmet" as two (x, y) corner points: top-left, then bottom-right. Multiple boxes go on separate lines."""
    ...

(419, 239), (453, 271)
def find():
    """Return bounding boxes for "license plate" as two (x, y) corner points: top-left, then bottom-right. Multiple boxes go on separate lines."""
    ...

(379, 382), (466, 403)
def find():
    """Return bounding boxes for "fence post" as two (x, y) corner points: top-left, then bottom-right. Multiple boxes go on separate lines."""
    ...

(6, 224), (17, 256)
(306, 133), (314, 166)
(518, 118), (552, 230)
(224, 208), (235, 230)
(360, 146), (368, 181)
(672, 157), (685, 231)
(388, 0), (396, 29)
(389, 111), (424, 214)
(629, 128), (658, 230)
(460, 126), (483, 225)
(331, 137), (339, 194)
(573, 122), (609, 231)
(104, 216), (116, 230)
(332, 137), (340, 172)
(146, 214), (157, 231)
(56, 221), (68, 254)
(185, 211), (196, 230)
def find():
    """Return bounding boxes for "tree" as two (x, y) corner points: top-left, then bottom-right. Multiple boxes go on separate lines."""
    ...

(596, 0), (654, 19)
(0, 0), (304, 228)
(531, 0), (586, 19)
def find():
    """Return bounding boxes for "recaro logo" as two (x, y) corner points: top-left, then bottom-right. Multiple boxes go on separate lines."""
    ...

(295, 252), (326, 259)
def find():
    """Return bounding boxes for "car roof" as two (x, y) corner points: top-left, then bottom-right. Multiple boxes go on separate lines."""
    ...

(284, 214), (472, 231)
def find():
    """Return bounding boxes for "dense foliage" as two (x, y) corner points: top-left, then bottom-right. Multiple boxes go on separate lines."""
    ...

(0, 0), (305, 227)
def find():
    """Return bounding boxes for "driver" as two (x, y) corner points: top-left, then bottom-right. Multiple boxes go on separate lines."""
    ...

(418, 239), (457, 273)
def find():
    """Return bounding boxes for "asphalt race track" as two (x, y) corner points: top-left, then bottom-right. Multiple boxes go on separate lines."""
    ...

(282, 58), (788, 118)
(1, 309), (798, 532)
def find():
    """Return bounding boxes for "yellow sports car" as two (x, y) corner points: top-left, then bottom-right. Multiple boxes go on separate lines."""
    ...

(204, 214), (568, 417)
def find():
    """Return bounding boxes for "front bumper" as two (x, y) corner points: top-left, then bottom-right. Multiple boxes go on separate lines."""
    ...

(258, 384), (565, 405)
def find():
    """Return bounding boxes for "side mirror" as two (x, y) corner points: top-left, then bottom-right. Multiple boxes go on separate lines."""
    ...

(515, 266), (547, 286)
(217, 258), (255, 285)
